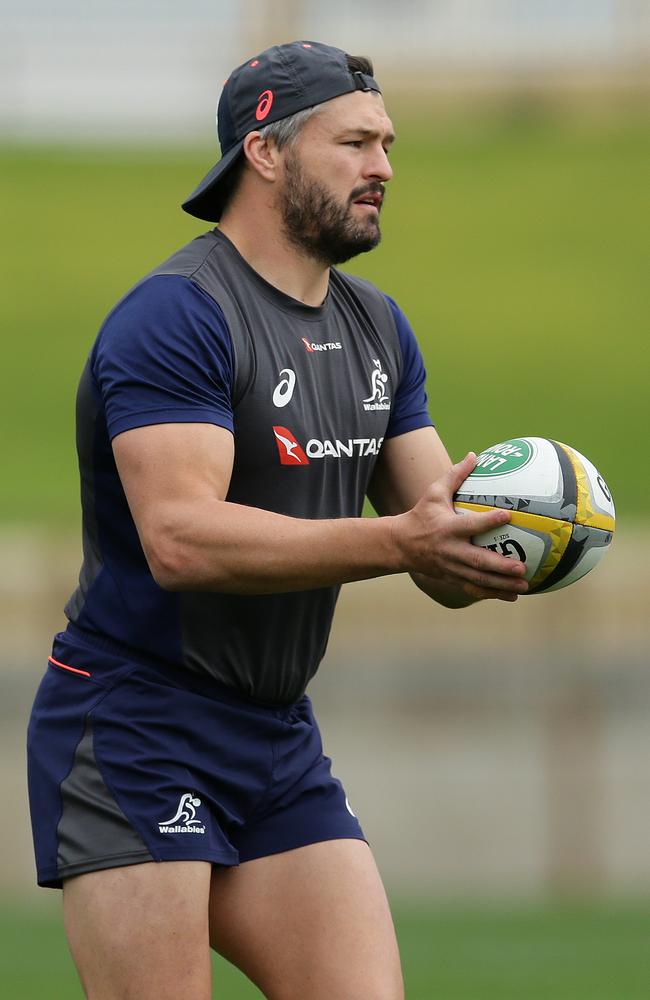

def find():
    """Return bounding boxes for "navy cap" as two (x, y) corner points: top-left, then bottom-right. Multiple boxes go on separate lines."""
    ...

(182, 40), (381, 223)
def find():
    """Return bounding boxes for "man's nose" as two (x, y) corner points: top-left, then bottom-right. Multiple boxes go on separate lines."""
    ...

(364, 144), (393, 183)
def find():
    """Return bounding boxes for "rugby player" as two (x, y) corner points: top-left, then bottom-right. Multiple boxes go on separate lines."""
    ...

(28, 41), (527, 999)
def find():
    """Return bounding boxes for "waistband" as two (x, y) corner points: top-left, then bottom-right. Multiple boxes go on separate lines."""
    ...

(60, 622), (306, 716)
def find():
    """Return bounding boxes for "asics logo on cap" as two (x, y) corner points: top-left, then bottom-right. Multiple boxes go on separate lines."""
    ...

(256, 89), (274, 121)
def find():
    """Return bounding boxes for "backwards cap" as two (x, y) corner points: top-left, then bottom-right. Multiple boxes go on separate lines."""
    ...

(182, 40), (380, 223)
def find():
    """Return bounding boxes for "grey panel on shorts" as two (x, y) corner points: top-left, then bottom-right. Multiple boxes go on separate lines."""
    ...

(57, 719), (153, 879)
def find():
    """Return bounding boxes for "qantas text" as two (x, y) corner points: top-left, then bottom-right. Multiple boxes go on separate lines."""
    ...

(306, 437), (384, 458)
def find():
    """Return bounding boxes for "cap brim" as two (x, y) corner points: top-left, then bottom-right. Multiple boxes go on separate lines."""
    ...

(181, 143), (244, 222)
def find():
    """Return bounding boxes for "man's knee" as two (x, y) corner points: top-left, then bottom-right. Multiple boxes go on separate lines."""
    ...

(347, 969), (404, 1000)
(273, 981), (404, 1000)
(266, 960), (404, 1000)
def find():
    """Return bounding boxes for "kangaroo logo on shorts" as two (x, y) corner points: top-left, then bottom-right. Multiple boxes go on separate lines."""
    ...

(158, 792), (206, 835)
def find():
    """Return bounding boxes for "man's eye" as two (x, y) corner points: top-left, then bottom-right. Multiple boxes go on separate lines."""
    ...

(345, 141), (363, 148)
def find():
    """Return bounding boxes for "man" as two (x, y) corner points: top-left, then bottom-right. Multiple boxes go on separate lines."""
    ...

(28, 41), (527, 999)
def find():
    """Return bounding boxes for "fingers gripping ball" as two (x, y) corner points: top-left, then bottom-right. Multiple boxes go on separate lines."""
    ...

(454, 438), (615, 594)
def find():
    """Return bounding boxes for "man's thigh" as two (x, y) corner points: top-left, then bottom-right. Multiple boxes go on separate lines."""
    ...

(209, 839), (404, 1000)
(63, 860), (212, 1000)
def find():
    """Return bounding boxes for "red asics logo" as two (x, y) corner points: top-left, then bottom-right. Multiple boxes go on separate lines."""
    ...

(273, 426), (310, 465)
(256, 90), (274, 121)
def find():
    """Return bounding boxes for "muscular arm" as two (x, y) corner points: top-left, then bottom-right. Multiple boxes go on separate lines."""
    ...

(113, 423), (400, 593)
(112, 422), (527, 597)
(368, 426), (525, 607)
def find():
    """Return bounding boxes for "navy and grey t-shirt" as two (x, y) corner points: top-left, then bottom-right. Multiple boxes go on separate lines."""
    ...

(64, 229), (433, 704)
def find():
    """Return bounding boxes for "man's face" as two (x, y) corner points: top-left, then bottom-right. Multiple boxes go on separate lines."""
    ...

(276, 91), (395, 266)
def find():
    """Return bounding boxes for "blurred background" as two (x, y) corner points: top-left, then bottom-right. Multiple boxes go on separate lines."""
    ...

(1, 1), (649, 997)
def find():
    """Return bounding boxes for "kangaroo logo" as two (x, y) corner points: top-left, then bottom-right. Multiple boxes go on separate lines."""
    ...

(273, 426), (310, 465)
(158, 793), (206, 835)
(362, 359), (390, 410)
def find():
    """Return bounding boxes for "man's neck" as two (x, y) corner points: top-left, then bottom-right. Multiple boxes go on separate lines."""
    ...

(218, 214), (330, 308)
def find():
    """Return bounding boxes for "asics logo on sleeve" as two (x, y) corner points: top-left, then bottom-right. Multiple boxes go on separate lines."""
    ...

(272, 368), (296, 407)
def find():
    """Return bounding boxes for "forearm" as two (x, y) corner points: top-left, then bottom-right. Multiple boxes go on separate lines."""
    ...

(144, 498), (403, 593)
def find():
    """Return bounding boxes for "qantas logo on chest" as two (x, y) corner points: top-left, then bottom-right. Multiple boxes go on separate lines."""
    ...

(301, 337), (343, 353)
(273, 426), (309, 465)
(273, 426), (383, 465)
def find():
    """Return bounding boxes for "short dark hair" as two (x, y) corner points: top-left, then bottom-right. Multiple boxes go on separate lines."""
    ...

(346, 54), (374, 77)
(219, 53), (375, 218)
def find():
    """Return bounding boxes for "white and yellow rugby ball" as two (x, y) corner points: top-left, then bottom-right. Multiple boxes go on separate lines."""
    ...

(454, 437), (615, 594)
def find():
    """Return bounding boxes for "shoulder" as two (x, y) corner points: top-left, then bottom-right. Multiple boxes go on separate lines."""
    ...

(93, 271), (233, 378)
(331, 269), (390, 307)
(329, 269), (399, 335)
(101, 225), (233, 326)
(149, 229), (224, 283)
(96, 273), (228, 352)
(101, 229), (232, 328)
(330, 271), (420, 349)
(379, 293), (418, 348)
(331, 271), (413, 328)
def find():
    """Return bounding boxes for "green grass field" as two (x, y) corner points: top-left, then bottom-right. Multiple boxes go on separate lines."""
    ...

(1, 113), (647, 524)
(2, 899), (649, 999)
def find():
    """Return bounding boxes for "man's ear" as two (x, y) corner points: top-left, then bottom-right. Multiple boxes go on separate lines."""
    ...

(242, 131), (282, 182)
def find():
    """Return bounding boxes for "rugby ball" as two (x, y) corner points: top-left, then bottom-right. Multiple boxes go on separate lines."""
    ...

(454, 437), (615, 594)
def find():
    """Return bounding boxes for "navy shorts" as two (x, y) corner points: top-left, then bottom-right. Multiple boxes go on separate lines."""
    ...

(27, 631), (365, 889)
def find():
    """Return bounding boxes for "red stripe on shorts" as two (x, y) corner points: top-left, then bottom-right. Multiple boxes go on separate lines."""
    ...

(48, 655), (92, 678)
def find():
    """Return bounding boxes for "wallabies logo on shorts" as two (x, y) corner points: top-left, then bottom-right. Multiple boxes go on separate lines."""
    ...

(158, 792), (206, 835)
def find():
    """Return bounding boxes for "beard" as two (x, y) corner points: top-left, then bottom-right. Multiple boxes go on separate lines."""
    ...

(278, 153), (384, 266)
